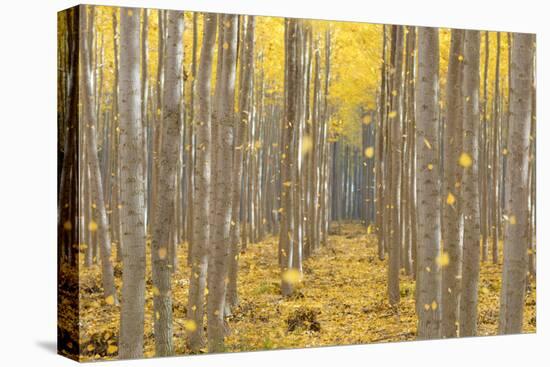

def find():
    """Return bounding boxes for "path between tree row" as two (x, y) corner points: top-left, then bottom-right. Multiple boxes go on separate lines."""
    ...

(77, 223), (536, 360)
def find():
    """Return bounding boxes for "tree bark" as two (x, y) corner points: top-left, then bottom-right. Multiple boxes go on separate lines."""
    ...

(150, 9), (184, 356)
(498, 33), (535, 335)
(207, 13), (238, 353)
(441, 29), (465, 338)
(117, 7), (147, 359)
(186, 12), (217, 353)
(460, 30), (481, 337)
(415, 26), (442, 339)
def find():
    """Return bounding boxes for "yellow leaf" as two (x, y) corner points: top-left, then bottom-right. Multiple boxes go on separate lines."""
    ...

(446, 192), (456, 206)
(158, 247), (167, 260)
(105, 295), (115, 305)
(282, 268), (302, 285)
(88, 220), (98, 232)
(362, 115), (372, 125)
(424, 304), (430, 311)
(364, 147), (374, 159)
(87, 344), (95, 352)
(152, 286), (160, 296)
(423, 138), (432, 150)
(367, 224), (375, 234)
(301, 135), (313, 156)
(431, 301), (438, 310)
(63, 221), (72, 231)
(459, 152), (472, 168)
(107, 345), (118, 354)
(223, 42), (229, 50)
(458, 54), (464, 61)
(283, 181), (292, 187)
(436, 251), (450, 267)
(427, 163), (434, 170)
(388, 111), (397, 119)
(184, 319), (198, 332)
(509, 215), (517, 225)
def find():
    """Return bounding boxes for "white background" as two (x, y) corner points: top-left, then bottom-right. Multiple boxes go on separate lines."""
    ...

(0, 0), (547, 365)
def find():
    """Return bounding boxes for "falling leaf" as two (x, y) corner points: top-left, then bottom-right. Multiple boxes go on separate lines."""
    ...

(88, 221), (98, 232)
(364, 147), (374, 159)
(152, 287), (160, 296)
(63, 221), (72, 231)
(367, 224), (375, 234)
(282, 268), (302, 285)
(283, 181), (292, 187)
(431, 301), (438, 310)
(424, 304), (430, 311)
(301, 135), (313, 156)
(158, 247), (167, 260)
(458, 54), (464, 61)
(388, 111), (397, 119)
(509, 215), (517, 225)
(223, 42), (229, 50)
(184, 319), (198, 332)
(427, 163), (434, 170)
(423, 138), (432, 150)
(459, 152), (473, 168)
(436, 251), (450, 267)
(446, 192), (456, 206)
(362, 115), (372, 125)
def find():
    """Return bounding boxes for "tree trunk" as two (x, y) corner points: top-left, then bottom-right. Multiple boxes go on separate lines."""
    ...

(226, 15), (255, 313)
(150, 9), (184, 356)
(117, 7), (147, 359)
(387, 25), (404, 307)
(186, 12), (217, 353)
(415, 26), (442, 339)
(441, 29), (465, 338)
(498, 33), (535, 335)
(80, 5), (117, 304)
(207, 13), (238, 353)
(459, 30), (481, 337)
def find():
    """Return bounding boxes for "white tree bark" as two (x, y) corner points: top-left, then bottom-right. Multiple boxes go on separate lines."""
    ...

(207, 13), (238, 353)
(150, 10), (184, 356)
(187, 12), (217, 353)
(499, 33), (535, 334)
(117, 7), (146, 359)
(460, 30), (481, 337)
(79, 5), (117, 304)
(441, 29), (464, 338)
(415, 26), (442, 339)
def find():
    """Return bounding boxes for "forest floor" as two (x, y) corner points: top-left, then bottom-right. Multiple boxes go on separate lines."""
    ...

(76, 222), (536, 361)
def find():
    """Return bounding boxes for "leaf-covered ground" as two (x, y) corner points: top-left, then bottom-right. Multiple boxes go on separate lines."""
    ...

(75, 222), (536, 361)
